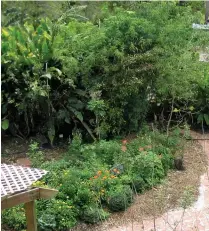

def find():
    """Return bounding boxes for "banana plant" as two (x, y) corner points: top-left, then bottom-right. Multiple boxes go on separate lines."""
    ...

(2, 18), (53, 66)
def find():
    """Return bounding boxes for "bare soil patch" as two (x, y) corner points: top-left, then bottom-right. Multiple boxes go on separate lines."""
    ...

(1, 136), (66, 165)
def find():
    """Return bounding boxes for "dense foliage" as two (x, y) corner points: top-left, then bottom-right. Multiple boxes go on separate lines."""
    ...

(2, 128), (183, 230)
(1, 2), (209, 230)
(2, 2), (208, 141)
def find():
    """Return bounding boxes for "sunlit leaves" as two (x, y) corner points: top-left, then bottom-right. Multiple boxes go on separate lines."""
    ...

(1, 119), (9, 130)
(189, 106), (194, 111)
(2, 28), (9, 37)
(173, 108), (180, 113)
(41, 73), (52, 79)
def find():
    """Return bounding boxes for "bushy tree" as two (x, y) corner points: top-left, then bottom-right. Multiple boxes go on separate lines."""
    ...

(2, 2), (208, 139)
(134, 2), (209, 131)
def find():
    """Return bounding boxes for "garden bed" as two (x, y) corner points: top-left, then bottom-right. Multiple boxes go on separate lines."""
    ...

(69, 139), (207, 231)
(1, 130), (208, 231)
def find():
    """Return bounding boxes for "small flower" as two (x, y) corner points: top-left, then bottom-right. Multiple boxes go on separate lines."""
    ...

(110, 175), (115, 179)
(116, 170), (120, 174)
(113, 168), (117, 172)
(122, 139), (127, 145)
(97, 170), (102, 175)
(105, 170), (110, 173)
(101, 189), (105, 192)
(94, 175), (98, 179)
(102, 176), (107, 180)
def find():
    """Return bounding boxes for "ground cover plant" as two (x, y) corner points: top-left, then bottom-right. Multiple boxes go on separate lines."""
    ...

(2, 128), (185, 230)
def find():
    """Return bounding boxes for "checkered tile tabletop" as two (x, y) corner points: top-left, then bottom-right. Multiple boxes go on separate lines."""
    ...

(1, 164), (47, 197)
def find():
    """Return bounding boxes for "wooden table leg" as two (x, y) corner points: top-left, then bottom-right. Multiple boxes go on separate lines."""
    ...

(24, 201), (37, 231)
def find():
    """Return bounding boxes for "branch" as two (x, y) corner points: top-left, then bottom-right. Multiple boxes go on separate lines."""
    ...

(166, 96), (175, 136)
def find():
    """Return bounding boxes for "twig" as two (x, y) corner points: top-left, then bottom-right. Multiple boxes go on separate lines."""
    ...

(151, 136), (157, 231)
(167, 96), (175, 136)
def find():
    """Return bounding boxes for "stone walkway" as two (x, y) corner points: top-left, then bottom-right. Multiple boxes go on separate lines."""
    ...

(110, 133), (209, 231)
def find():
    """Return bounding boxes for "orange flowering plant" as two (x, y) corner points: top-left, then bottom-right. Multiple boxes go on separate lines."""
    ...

(88, 169), (120, 201)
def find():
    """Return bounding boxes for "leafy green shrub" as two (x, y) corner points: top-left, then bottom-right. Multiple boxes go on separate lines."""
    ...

(48, 200), (77, 230)
(27, 142), (44, 168)
(38, 214), (56, 231)
(81, 205), (109, 223)
(154, 146), (174, 173)
(2, 206), (26, 231)
(74, 185), (93, 207)
(112, 131), (175, 189)
(41, 160), (71, 187)
(107, 185), (133, 211)
(79, 143), (97, 162)
(37, 199), (78, 230)
(87, 98), (107, 139)
(88, 169), (120, 199)
(167, 135), (182, 151)
(132, 152), (165, 188)
(41, 159), (71, 172)
(66, 139), (123, 167)
(94, 140), (122, 165)
(80, 141), (123, 167)
(58, 170), (83, 199)
(119, 174), (133, 185)
(67, 131), (82, 155)
(119, 174), (145, 193)
(131, 175), (146, 193)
